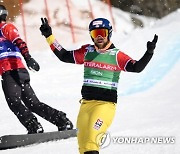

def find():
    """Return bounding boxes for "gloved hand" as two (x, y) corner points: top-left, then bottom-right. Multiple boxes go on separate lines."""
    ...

(40, 18), (52, 38)
(147, 34), (158, 54)
(24, 55), (40, 71)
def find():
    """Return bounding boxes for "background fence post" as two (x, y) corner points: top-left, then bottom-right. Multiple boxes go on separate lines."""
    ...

(106, 0), (116, 31)
(88, 0), (94, 19)
(66, 0), (75, 43)
(44, 0), (50, 23)
(19, 0), (27, 42)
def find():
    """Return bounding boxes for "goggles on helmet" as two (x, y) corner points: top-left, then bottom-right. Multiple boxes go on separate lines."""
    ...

(90, 29), (108, 39)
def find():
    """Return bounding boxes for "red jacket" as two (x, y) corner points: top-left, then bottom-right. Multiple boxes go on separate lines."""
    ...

(0, 22), (25, 75)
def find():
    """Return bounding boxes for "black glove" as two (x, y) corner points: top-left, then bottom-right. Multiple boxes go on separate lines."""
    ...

(24, 54), (40, 71)
(40, 17), (52, 38)
(147, 34), (158, 54)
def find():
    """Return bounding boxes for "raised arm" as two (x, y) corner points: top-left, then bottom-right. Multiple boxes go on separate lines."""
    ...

(39, 17), (75, 63)
(125, 34), (158, 72)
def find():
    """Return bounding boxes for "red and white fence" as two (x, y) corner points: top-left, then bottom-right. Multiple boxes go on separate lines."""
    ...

(18, 0), (116, 44)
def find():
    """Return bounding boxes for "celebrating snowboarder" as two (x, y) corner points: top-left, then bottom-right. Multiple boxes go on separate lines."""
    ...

(40, 17), (158, 154)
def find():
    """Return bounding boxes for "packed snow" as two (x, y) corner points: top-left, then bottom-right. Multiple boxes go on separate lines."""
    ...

(0, 0), (179, 153)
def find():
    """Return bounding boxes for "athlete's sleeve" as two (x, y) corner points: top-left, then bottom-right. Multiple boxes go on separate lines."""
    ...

(125, 51), (153, 72)
(46, 35), (87, 64)
(116, 51), (134, 71)
(73, 44), (89, 64)
(2, 23), (30, 57)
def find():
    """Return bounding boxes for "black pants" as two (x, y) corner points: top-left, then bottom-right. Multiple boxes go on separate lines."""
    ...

(1, 68), (66, 130)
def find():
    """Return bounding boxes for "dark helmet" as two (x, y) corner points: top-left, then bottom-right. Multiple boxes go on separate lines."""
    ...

(0, 5), (8, 21)
(89, 18), (113, 40)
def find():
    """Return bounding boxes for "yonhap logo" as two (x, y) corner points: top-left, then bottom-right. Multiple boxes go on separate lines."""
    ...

(96, 132), (111, 149)
(96, 133), (175, 149)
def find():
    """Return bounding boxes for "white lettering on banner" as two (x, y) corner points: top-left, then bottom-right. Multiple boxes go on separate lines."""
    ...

(83, 79), (118, 88)
(90, 70), (103, 76)
(0, 51), (21, 58)
(84, 61), (118, 71)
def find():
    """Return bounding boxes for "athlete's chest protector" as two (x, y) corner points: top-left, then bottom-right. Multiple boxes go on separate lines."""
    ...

(83, 47), (121, 90)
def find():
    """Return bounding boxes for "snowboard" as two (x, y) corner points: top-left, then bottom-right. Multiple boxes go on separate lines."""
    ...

(0, 129), (77, 150)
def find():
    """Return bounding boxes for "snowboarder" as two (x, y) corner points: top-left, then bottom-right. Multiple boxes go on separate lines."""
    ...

(0, 5), (73, 134)
(40, 17), (158, 154)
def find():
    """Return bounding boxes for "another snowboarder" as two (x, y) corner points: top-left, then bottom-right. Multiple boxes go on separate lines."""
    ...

(0, 5), (73, 134)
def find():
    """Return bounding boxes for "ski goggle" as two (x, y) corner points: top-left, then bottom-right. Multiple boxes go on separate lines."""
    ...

(90, 29), (108, 39)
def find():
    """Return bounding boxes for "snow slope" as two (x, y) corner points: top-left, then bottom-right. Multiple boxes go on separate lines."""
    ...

(0, 0), (179, 154)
